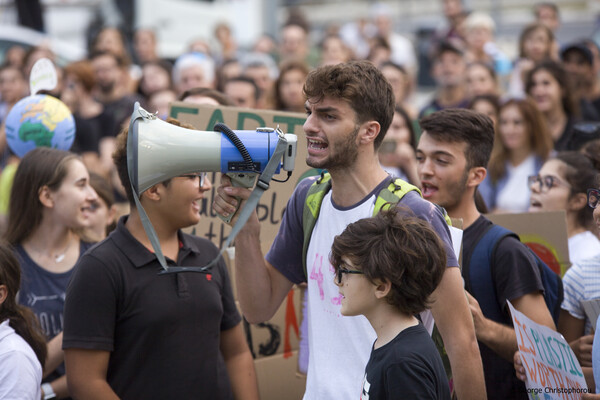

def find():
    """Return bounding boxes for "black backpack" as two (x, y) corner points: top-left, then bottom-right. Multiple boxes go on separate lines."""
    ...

(463, 224), (563, 325)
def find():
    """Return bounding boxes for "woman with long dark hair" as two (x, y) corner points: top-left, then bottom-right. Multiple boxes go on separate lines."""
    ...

(525, 60), (581, 151)
(480, 97), (553, 212)
(4, 147), (98, 399)
(528, 151), (600, 264)
(0, 240), (47, 399)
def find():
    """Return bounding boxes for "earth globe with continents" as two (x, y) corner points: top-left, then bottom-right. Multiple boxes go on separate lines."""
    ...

(5, 94), (75, 157)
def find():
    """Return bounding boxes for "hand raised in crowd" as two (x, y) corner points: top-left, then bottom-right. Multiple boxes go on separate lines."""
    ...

(213, 174), (254, 227)
(571, 334), (594, 368)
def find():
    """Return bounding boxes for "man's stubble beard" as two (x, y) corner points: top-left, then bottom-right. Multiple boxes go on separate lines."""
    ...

(306, 125), (360, 171)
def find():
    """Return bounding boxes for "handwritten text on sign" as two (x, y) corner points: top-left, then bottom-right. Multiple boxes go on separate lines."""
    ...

(508, 301), (588, 400)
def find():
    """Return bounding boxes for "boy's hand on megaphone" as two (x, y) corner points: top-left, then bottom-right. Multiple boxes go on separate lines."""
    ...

(214, 174), (259, 230)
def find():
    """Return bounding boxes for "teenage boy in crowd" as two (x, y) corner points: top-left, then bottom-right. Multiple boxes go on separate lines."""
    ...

(214, 60), (485, 399)
(62, 119), (258, 399)
(416, 108), (556, 399)
(330, 209), (451, 400)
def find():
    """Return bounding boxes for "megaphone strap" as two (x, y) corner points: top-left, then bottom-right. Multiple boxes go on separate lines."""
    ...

(127, 103), (171, 272)
(157, 131), (289, 274)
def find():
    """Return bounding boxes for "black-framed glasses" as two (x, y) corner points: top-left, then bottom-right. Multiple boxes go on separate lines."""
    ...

(588, 188), (600, 209)
(178, 172), (208, 187)
(335, 267), (365, 285)
(527, 175), (571, 193)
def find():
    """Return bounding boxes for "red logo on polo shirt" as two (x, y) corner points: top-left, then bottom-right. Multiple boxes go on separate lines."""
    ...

(206, 274), (212, 281)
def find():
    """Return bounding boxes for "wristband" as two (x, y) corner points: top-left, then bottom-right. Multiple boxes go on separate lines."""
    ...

(41, 382), (57, 400)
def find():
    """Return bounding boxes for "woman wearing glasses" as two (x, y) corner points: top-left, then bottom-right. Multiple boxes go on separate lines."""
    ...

(528, 151), (600, 264)
(480, 97), (553, 212)
(515, 155), (600, 392)
(536, 152), (600, 382)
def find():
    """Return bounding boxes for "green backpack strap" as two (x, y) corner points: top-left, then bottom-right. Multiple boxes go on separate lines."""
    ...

(374, 178), (452, 225)
(373, 178), (421, 215)
(302, 172), (332, 277)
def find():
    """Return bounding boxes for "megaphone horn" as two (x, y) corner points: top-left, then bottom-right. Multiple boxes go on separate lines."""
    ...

(127, 103), (297, 197)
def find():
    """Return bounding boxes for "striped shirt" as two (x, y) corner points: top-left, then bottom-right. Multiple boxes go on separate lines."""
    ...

(562, 254), (600, 334)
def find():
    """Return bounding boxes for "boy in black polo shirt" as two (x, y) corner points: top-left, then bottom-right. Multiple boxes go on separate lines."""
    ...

(62, 118), (259, 399)
(330, 209), (451, 400)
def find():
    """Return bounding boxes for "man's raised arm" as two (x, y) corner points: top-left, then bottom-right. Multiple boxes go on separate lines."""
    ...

(214, 176), (293, 323)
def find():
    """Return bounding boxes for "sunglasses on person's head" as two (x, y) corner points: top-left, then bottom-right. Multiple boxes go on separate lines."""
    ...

(587, 188), (600, 209)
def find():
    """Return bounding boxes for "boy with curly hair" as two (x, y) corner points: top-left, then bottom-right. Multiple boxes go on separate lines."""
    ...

(330, 208), (450, 400)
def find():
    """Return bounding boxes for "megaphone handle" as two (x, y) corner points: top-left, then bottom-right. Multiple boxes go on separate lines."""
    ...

(219, 172), (258, 224)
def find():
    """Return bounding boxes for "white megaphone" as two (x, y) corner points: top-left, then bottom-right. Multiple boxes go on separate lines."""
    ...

(128, 103), (297, 198)
(126, 103), (298, 274)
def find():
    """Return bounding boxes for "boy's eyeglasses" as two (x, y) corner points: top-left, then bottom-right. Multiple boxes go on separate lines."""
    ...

(178, 172), (208, 187)
(335, 267), (364, 285)
(588, 188), (600, 209)
(527, 175), (570, 193)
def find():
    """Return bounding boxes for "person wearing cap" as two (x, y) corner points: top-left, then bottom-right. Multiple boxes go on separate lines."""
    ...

(561, 41), (600, 119)
(419, 41), (469, 118)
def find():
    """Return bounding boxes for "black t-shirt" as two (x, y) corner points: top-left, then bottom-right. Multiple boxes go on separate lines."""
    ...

(63, 217), (240, 400)
(361, 324), (451, 400)
(462, 215), (544, 400)
(71, 116), (100, 154)
(16, 240), (95, 390)
(70, 110), (117, 154)
(102, 94), (145, 136)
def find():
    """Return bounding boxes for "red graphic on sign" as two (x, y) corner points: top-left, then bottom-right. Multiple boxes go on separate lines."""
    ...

(525, 242), (561, 275)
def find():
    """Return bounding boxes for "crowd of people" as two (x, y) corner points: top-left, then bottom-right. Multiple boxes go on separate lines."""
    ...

(1, 0), (600, 399)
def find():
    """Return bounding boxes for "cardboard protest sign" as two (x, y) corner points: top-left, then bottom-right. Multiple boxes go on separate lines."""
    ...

(255, 351), (306, 400)
(29, 58), (57, 95)
(486, 211), (570, 276)
(449, 220), (463, 268)
(243, 288), (302, 360)
(169, 102), (310, 255)
(582, 299), (600, 330)
(508, 301), (589, 399)
(223, 232), (302, 360)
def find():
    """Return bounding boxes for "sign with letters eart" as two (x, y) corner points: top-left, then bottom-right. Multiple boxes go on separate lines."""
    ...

(168, 102), (311, 254)
(508, 301), (589, 399)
